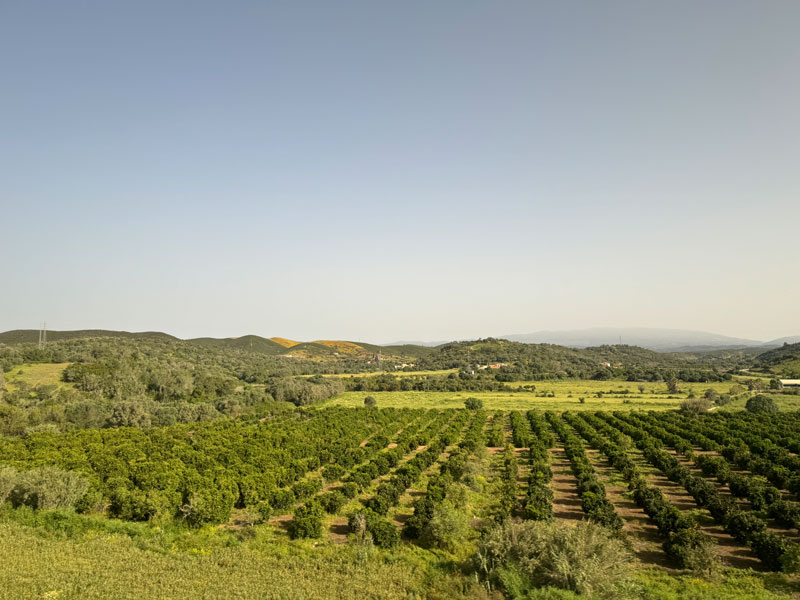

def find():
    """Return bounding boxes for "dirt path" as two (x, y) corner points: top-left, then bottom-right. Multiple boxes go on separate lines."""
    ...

(549, 443), (584, 521)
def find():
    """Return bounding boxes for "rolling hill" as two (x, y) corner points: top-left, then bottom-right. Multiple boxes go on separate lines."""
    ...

(0, 329), (178, 345)
(186, 335), (288, 355)
(0, 329), (432, 362)
(755, 342), (800, 377)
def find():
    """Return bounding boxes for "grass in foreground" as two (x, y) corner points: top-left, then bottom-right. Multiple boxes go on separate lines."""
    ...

(0, 520), (482, 600)
(1, 514), (798, 600)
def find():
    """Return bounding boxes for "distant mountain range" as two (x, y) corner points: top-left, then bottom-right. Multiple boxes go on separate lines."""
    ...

(501, 328), (800, 352)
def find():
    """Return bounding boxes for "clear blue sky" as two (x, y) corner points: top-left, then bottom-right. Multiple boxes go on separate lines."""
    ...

(1, 1), (798, 342)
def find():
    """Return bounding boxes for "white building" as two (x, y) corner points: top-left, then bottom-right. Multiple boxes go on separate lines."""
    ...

(780, 379), (800, 388)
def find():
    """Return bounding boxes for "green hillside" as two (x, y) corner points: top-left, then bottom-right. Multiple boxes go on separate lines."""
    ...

(755, 342), (800, 377)
(186, 335), (287, 355)
(0, 329), (178, 345)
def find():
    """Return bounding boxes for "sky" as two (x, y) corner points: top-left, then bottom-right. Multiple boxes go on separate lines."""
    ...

(1, 1), (798, 343)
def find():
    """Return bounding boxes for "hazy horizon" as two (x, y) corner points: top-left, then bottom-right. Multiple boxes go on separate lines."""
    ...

(1, 324), (796, 348)
(2, 1), (798, 342)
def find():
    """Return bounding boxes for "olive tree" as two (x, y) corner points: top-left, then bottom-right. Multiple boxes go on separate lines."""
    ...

(746, 395), (779, 414)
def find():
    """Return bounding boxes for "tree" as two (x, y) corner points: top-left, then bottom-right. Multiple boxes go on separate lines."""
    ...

(746, 395), (778, 414)
(666, 376), (680, 394)
(10, 466), (89, 510)
(288, 501), (323, 539)
(464, 397), (483, 410)
(680, 397), (713, 415)
(107, 401), (151, 428)
(363, 396), (376, 408)
(638, 384), (646, 394)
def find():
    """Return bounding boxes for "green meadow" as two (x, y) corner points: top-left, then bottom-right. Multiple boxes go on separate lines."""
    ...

(3, 363), (73, 391)
(326, 378), (739, 411)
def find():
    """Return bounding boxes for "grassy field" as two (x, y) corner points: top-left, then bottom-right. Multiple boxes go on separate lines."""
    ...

(0, 521), (479, 600)
(305, 369), (459, 379)
(326, 379), (742, 411)
(0, 515), (796, 600)
(718, 391), (800, 411)
(3, 363), (73, 391)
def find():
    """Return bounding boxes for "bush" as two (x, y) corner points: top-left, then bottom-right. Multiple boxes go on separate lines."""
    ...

(746, 395), (779, 414)
(340, 482), (358, 499)
(680, 397), (713, 415)
(288, 501), (323, 539)
(9, 466), (89, 510)
(255, 501), (272, 522)
(750, 530), (796, 572)
(321, 464), (345, 482)
(368, 517), (400, 548)
(363, 396), (376, 408)
(320, 491), (346, 514)
(523, 483), (554, 521)
(269, 488), (295, 511)
(348, 509), (399, 548)
(663, 527), (720, 573)
(474, 520), (633, 598)
(421, 499), (471, 552)
(464, 397), (483, 410)
(0, 466), (17, 504)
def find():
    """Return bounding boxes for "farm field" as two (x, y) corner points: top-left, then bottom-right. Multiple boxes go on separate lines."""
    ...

(305, 369), (458, 378)
(326, 378), (745, 411)
(716, 392), (800, 411)
(4, 406), (800, 598)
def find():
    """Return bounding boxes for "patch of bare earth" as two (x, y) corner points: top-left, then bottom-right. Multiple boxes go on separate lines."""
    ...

(549, 443), (584, 521)
(329, 516), (350, 544)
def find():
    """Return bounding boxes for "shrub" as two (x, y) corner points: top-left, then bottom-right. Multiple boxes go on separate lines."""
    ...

(464, 397), (483, 410)
(288, 501), (323, 539)
(363, 396), (376, 408)
(348, 509), (399, 548)
(663, 527), (720, 573)
(340, 482), (358, 499)
(255, 501), (272, 522)
(680, 397), (713, 415)
(368, 517), (400, 548)
(10, 466), (89, 510)
(474, 520), (632, 598)
(746, 395), (779, 414)
(321, 464), (345, 482)
(523, 483), (554, 521)
(320, 491), (346, 514)
(179, 482), (236, 526)
(0, 466), (17, 504)
(727, 511), (766, 543)
(421, 499), (471, 552)
(269, 488), (295, 511)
